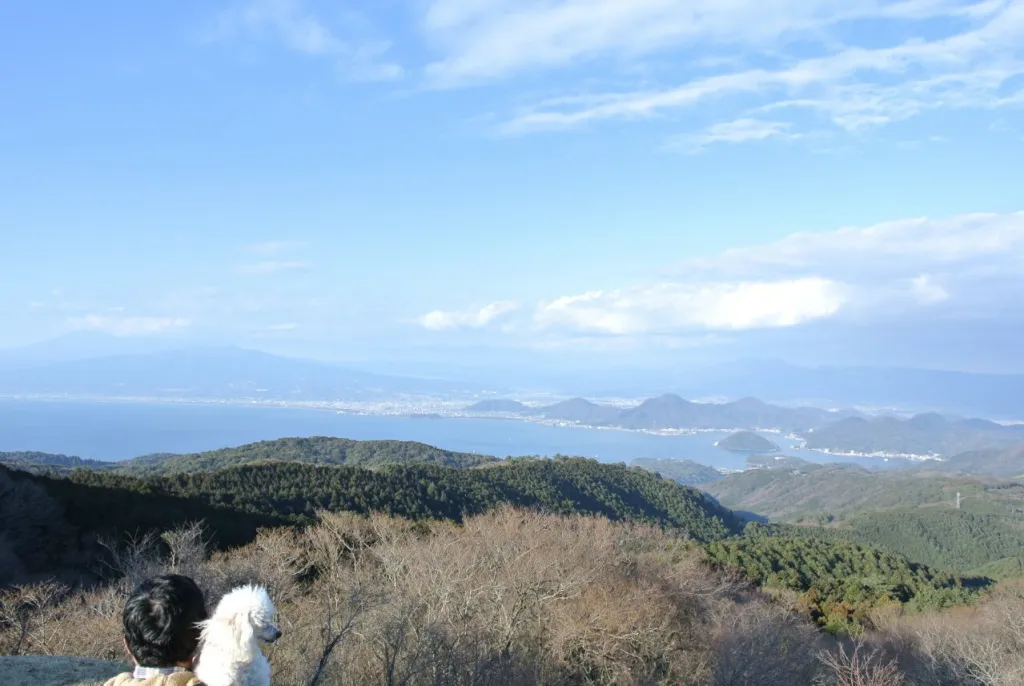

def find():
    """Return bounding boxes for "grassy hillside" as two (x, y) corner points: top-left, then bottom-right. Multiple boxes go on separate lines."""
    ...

(114, 436), (498, 476)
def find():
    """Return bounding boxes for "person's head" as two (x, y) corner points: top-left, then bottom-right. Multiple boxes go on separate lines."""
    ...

(122, 574), (209, 668)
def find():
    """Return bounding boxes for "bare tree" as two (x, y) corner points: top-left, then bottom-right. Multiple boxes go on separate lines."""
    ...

(817, 639), (905, 686)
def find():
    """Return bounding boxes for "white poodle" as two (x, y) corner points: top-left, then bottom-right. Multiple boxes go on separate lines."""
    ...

(195, 585), (281, 686)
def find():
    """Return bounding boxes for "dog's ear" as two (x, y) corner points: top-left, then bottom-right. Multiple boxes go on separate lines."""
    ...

(231, 609), (254, 645)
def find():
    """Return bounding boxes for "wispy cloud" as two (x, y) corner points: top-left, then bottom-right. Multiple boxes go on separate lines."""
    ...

(204, 0), (403, 82)
(67, 315), (191, 337)
(422, 0), (996, 85)
(668, 118), (803, 153)
(235, 260), (310, 275)
(475, 0), (1022, 143)
(682, 211), (1024, 278)
(418, 301), (521, 330)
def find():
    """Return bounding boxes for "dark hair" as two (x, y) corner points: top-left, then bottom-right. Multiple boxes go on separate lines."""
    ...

(123, 574), (208, 667)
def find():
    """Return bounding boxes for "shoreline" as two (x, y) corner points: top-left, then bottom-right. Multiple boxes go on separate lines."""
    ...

(0, 394), (945, 462)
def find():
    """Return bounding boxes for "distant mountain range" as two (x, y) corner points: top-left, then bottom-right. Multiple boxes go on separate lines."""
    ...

(674, 360), (1024, 420)
(0, 347), (477, 400)
(466, 394), (859, 433)
(467, 395), (1024, 457)
(803, 413), (1024, 456)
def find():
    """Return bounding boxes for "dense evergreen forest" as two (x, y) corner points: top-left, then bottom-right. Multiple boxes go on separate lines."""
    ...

(705, 462), (1024, 575)
(707, 525), (979, 634)
(114, 436), (499, 475)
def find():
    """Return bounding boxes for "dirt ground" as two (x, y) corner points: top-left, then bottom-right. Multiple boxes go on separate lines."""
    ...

(0, 656), (129, 686)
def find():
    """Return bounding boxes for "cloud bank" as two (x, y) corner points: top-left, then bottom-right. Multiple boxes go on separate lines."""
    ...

(417, 211), (1024, 337)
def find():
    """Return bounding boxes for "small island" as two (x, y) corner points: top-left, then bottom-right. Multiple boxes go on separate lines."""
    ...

(716, 431), (779, 453)
(463, 399), (529, 413)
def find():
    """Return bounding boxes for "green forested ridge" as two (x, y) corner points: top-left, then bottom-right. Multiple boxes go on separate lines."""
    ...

(927, 445), (1024, 477)
(814, 509), (1024, 576)
(631, 457), (723, 485)
(114, 457), (742, 541)
(0, 451), (113, 475)
(705, 465), (1024, 575)
(4, 457), (741, 546)
(0, 463), (285, 584)
(113, 436), (498, 476)
(706, 526), (979, 634)
(705, 464), (1022, 522)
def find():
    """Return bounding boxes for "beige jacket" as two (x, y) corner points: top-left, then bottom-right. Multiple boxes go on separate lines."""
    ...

(103, 671), (203, 686)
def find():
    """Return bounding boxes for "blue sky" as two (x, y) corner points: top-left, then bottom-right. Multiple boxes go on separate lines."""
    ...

(1, 0), (1022, 372)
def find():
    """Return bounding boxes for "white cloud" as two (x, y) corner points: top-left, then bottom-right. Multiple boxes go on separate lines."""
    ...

(236, 260), (310, 275)
(204, 0), (403, 82)
(669, 118), (801, 153)
(67, 315), (191, 337)
(419, 301), (521, 330)
(535, 279), (847, 334)
(266, 322), (299, 331)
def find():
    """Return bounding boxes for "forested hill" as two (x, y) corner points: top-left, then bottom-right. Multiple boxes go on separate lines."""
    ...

(119, 457), (743, 541)
(705, 464), (1022, 522)
(705, 466), (1024, 576)
(113, 436), (498, 476)
(0, 451), (110, 472)
(0, 457), (739, 585)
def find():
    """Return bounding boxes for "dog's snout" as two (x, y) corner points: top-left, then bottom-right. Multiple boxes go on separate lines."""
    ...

(267, 626), (282, 643)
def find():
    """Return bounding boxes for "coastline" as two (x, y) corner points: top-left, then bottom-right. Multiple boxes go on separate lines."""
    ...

(0, 394), (945, 462)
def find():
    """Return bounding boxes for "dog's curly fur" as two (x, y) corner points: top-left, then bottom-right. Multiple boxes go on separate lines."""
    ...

(195, 585), (281, 686)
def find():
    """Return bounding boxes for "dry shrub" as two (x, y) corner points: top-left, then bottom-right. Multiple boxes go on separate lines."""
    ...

(816, 639), (905, 686)
(904, 588), (1024, 685)
(711, 600), (823, 686)
(1, 509), (821, 684)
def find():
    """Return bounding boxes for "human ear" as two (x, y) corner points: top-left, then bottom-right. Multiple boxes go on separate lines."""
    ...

(123, 636), (138, 666)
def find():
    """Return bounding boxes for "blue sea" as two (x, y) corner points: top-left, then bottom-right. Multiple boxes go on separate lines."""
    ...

(0, 399), (900, 470)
